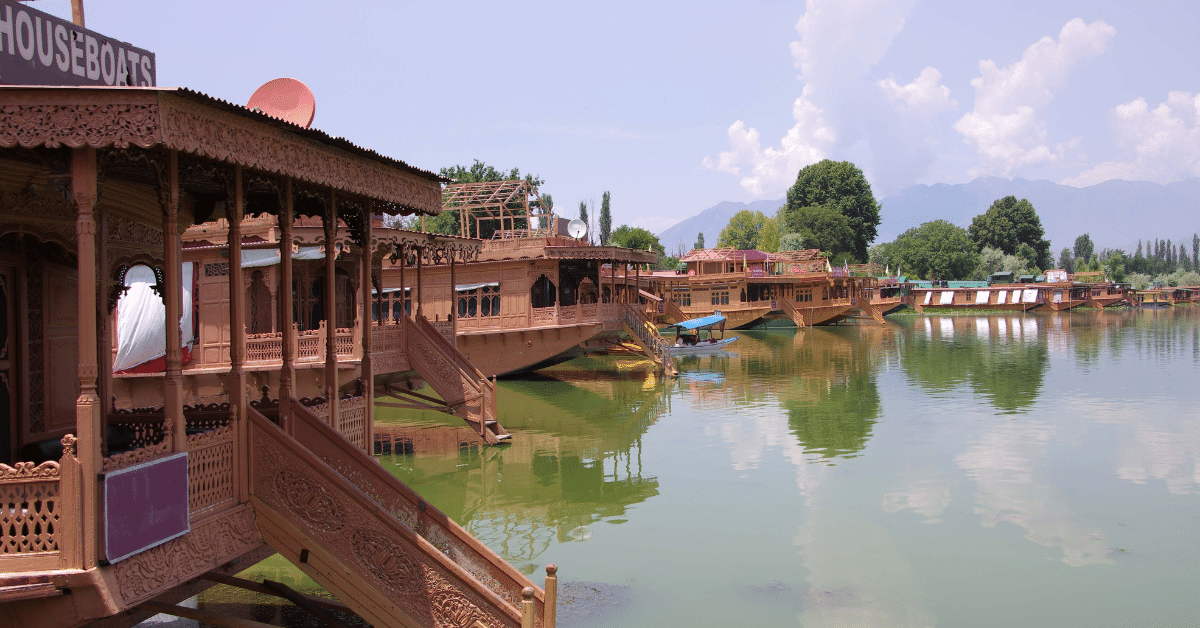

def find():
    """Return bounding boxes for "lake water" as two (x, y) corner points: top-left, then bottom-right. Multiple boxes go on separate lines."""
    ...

(209, 308), (1200, 627)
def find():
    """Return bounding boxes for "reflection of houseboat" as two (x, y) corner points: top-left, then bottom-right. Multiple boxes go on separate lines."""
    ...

(908, 282), (1045, 313)
(643, 248), (894, 328)
(0, 86), (551, 628)
(375, 180), (666, 377)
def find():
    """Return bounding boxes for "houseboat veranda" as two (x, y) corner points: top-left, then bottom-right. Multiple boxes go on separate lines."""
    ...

(371, 179), (666, 377)
(643, 248), (903, 329)
(0, 87), (557, 628)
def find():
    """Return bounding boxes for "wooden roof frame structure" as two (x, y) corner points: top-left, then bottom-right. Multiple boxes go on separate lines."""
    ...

(441, 179), (552, 239)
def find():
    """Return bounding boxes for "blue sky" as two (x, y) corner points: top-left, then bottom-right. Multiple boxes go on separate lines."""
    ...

(35, 1), (1200, 235)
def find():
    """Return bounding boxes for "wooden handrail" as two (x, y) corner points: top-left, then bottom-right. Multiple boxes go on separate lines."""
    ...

(247, 405), (530, 625)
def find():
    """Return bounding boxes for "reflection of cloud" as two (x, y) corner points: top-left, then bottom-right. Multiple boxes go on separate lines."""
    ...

(881, 478), (953, 524)
(957, 421), (1112, 567)
(1109, 415), (1200, 495)
(794, 516), (937, 628)
(714, 405), (792, 472)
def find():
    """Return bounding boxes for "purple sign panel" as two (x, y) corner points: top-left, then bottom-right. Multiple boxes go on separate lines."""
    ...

(104, 452), (189, 564)
(0, 0), (155, 87)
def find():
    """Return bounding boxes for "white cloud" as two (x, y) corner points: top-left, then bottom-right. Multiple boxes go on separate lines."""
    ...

(1062, 91), (1200, 187)
(879, 67), (957, 119)
(703, 0), (915, 199)
(954, 18), (1115, 177)
(702, 91), (834, 197)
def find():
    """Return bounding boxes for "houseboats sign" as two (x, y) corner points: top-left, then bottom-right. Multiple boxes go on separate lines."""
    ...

(0, 0), (155, 86)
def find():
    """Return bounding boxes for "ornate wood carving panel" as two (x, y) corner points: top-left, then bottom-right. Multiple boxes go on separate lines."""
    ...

(0, 97), (159, 150)
(111, 504), (260, 607)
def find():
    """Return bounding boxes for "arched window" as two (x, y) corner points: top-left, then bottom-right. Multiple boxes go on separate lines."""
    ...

(578, 278), (599, 304)
(530, 274), (557, 308)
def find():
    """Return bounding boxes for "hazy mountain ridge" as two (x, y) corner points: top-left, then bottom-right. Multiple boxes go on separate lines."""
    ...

(657, 178), (1200, 256)
(657, 198), (785, 253)
(878, 177), (1200, 252)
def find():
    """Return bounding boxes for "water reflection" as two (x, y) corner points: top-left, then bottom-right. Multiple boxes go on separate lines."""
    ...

(901, 315), (1049, 414)
(375, 367), (670, 563)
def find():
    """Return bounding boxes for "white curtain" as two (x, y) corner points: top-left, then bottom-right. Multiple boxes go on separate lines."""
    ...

(113, 263), (194, 372)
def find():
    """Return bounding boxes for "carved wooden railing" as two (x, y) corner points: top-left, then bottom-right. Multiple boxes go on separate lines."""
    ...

(186, 424), (236, 520)
(405, 314), (506, 443)
(246, 331), (283, 362)
(0, 460), (62, 555)
(306, 392), (370, 451)
(287, 401), (541, 612)
(663, 298), (687, 323)
(247, 406), (531, 628)
(619, 303), (673, 372)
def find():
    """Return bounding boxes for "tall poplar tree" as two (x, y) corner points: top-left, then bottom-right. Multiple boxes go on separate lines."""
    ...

(599, 191), (612, 246)
(578, 200), (589, 242)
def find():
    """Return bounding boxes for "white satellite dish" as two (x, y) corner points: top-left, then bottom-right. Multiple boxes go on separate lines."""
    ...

(567, 219), (588, 240)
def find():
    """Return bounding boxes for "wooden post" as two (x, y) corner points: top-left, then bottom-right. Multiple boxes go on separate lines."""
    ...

(97, 212), (111, 455)
(228, 166), (248, 502)
(71, 146), (100, 569)
(279, 178), (295, 431)
(163, 151), (185, 453)
(360, 203), (374, 451)
(70, 0), (85, 26)
(416, 244), (424, 318)
(449, 248), (457, 336)
(324, 192), (339, 426)
(396, 243), (404, 321)
(520, 587), (535, 628)
(544, 565), (558, 628)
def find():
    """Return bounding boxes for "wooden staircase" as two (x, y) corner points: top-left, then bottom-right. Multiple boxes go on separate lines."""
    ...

(248, 402), (543, 628)
(779, 293), (811, 327)
(403, 313), (509, 444)
(852, 295), (886, 324)
(662, 298), (687, 324)
(620, 303), (677, 376)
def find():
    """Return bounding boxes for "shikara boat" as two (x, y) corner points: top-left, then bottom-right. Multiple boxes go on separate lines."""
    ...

(666, 314), (739, 354)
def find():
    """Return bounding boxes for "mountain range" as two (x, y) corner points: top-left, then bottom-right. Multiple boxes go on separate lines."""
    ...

(657, 178), (1200, 255)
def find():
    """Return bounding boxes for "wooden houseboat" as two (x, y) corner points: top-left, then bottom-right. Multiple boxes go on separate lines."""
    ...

(373, 179), (668, 377)
(0, 86), (556, 628)
(643, 248), (890, 328)
(1170, 287), (1197, 305)
(908, 283), (1045, 313)
(1133, 288), (1173, 308)
(1072, 271), (1130, 308)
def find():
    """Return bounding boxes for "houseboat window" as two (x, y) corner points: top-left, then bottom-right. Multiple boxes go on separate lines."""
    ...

(578, 279), (599, 304)
(822, 287), (829, 300)
(531, 275), (557, 308)
(671, 288), (692, 307)
(711, 290), (729, 305)
(458, 284), (500, 318)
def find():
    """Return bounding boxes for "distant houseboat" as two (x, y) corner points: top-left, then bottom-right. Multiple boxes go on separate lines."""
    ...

(908, 282), (1045, 313)
(375, 180), (667, 377)
(643, 248), (894, 328)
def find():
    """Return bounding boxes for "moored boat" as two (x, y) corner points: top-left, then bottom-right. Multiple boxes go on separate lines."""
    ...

(666, 314), (740, 355)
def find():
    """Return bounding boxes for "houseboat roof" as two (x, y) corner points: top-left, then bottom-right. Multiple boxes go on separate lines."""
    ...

(0, 85), (447, 215)
(681, 247), (771, 262)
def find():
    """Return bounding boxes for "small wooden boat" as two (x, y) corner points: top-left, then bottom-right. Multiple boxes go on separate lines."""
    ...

(666, 313), (740, 354)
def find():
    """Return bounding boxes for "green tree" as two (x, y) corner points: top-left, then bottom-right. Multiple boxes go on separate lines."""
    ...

(717, 209), (767, 250)
(782, 160), (881, 261)
(610, 225), (665, 257)
(599, 191), (612, 246)
(694, 232), (705, 250)
(779, 233), (807, 252)
(758, 216), (782, 253)
(432, 161), (544, 237)
(891, 220), (978, 280)
(867, 242), (897, 268)
(968, 196), (1051, 269)
(1015, 243), (1039, 273)
(783, 206), (855, 257)
(1058, 247), (1074, 273)
(1073, 234), (1094, 265)
(1102, 250), (1127, 283)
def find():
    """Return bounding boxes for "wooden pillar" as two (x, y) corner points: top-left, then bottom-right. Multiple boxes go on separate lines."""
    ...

(323, 193), (340, 426)
(635, 262), (640, 309)
(228, 167), (248, 502)
(416, 244), (424, 318)
(360, 203), (374, 450)
(397, 244), (404, 320)
(97, 212), (111, 455)
(163, 151), (185, 453)
(449, 248), (457, 336)
(278, 178), (295, 430)
(71, 146), (100, 569)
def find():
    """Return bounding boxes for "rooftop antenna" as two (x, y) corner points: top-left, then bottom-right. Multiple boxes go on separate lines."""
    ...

(247, 78), (316, 128)
(567, 219), (588, 241)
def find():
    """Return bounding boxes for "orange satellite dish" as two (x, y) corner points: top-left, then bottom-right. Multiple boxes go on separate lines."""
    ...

(246, 78), (316, 128)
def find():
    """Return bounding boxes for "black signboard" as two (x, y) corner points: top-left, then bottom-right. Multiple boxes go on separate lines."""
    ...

(0, 0), (155, 86)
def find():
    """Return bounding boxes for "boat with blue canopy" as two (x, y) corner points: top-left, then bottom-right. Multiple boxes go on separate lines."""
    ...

(666, 313), (739, 354)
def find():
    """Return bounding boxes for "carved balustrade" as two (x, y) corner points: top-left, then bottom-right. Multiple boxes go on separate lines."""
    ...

(186, 424), (235, 519)
(0, 460), (62, 556)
